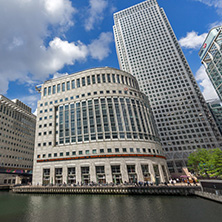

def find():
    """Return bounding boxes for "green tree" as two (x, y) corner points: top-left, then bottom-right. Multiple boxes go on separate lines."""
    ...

(188, 148), (210, 177)
(207, 148), (222, 178)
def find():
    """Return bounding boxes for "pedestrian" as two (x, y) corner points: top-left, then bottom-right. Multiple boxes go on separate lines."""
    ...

(192, 178), (197, 186)
(187, 179), (190, 186)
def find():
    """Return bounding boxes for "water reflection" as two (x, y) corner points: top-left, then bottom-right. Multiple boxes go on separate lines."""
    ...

(0, 192), (222, 222)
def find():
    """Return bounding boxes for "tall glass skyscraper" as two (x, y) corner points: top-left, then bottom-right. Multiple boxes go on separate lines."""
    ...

(199, 26), (222, 100)
(207, 99), (222, 135)
(113, 0), (222, 173)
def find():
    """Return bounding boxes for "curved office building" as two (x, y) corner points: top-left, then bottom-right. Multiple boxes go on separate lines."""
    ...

(33, 67), (169, 185)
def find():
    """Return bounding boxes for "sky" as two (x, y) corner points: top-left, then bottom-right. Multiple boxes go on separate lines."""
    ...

(0, 0), (222, 114)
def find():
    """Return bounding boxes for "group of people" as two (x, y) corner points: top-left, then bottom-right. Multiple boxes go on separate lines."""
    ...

(168, 177), (197, 186)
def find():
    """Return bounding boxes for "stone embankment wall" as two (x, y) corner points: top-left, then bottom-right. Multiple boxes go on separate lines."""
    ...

(195, 191), (222, 203)
(0, 185), (10, 190)
(13, 185), (199, 196)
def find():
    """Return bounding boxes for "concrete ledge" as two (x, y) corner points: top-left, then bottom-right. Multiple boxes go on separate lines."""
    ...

(195, 191), (222, 203)
(12, 185), (200, 196)
(0, 185), (10, 191)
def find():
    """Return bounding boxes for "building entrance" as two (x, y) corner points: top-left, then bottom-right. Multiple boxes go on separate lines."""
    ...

(81, 167), (90, 185)
(111, 165), (122, 184)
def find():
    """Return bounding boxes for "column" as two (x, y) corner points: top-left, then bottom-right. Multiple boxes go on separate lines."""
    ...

(149, 163), (155, 183)
(136, 162), (143, 182)
(51, 166), (55, 185)
(90, 162), (96, 183)
(76, 165), (81, 184)
(121, 161), (128, 183)
(158, 164), (165, 183)
(105, 162), (112, 183)
(63, 166), (67, 184)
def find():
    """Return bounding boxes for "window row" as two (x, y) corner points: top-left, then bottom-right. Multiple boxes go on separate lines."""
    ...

(56, 97), (159, 144)
(37, 147), (160, 158)
(43, 73), (139, 96)
(39, 89), (143, 110)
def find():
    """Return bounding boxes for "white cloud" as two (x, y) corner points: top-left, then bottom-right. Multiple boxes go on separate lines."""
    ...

(179, 31), (207, 49)
(195, 0), (222, 8)
(195, 65), (219, 100)
(0, 0), (77, 94)
(0, 0), (113, 95)
(44, 0), (76, 27)
(84, 0), (108, 31)
(195, 0), (222, 14)
(209, 21), (222, 29)
(38, 37), (88, 75)
(88, 32), (113, 60)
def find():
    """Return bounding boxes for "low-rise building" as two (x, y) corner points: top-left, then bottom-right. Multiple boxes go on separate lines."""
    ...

(0, 95), (36, 184)
(33, 67), (169, 185)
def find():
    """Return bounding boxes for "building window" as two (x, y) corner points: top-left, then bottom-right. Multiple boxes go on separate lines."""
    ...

(44, 88), (47, 96)
(107, 74), (111, 83)
(53, 85), (56, 94)
(92, 75), (96, 84)
(62, 82), (65, 92)
(82, 77), (86, 86)
(87, 76), (91, 85)
(48, 86), (51, 95)
(72, 80), (75, 89)
(102, 74), (106, 83)
(97, 74), (101, 83)
(136, 148), (141, 153)
(112, 74), (116, 83)
(67, 81), (70, 90)
(57, 84), (61, 93)
(77, 79), (80, 88)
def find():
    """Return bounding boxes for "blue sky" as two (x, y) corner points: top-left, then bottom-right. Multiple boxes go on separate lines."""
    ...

(0, 0), (222, 113)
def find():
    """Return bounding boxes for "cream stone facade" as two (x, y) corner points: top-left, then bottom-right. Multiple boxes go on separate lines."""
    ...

(0, 95), (35, 184)
(0, 95), (36, 171)
(33, 67), (169, 185)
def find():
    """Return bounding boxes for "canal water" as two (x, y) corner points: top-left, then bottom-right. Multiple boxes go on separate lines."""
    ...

(0, 192), (222, 222)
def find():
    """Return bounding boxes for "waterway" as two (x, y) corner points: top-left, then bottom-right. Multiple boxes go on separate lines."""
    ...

(0, 192), (222, 222)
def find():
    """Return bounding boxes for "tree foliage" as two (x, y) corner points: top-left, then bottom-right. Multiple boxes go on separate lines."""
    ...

(188, 148), (222, 178)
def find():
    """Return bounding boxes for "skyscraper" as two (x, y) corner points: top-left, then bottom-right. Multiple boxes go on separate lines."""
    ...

(113, 0), (222, 173)
(199, 26), (222, 100)
(207, 99), (222, 135)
